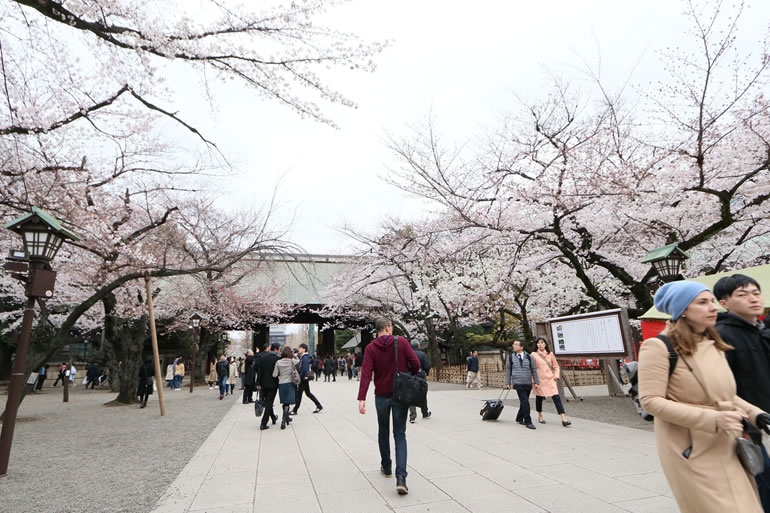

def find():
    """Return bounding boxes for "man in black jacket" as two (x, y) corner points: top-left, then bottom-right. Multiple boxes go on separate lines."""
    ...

(242, 349), (257, 404)
(714, 274), (770, 511)
(256, 343), (281, 430)
(408, 341), (431, 423)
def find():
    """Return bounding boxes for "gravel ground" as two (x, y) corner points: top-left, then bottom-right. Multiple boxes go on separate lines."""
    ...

(0, 382), (240, 513)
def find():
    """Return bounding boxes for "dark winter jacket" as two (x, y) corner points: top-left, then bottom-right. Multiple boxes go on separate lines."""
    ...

(716, 312), (770, 412)
(324, 357), (337, 374)
(243, 355), (256, 387)
(467, 355), (479, 373)
(137, 364), (154, 396)
(357, 335), (421, 400)
(256, 351), (279, 390)
(215, 359), (229, 379)
(412, 347), (431, 377)
(86, 363), (99, 380)
(298, 353), (313, 379)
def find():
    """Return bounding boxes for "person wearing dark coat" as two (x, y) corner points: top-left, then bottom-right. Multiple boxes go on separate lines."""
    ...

(408, 342), (432, 423)
(86, 362), (99, 389)
(324, 356), (337, 382)
(137, 360), (154, 408)
(242, 350), (257, 404)
(256, 343), (280, 429)
(714, 274), (770, 511)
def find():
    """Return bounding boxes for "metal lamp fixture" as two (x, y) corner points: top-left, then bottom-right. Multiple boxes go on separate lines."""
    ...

(641, 243), (690, 282)
(5, 207), (79, 262)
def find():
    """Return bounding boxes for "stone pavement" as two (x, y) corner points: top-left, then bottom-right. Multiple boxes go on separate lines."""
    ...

(152, 379), (677, 513)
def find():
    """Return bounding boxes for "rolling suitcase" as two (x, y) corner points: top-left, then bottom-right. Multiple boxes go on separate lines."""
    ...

(480, 388), (509, 421)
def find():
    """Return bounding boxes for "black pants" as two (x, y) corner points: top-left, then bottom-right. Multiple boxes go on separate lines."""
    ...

(87, 378), (96, 389)
(514, 384), (532, 424)
(294, 379), (321, 412)
(35, 377), (45, 391)
(261, 388), (277, 427)
(53, 373), (64, 386)
(535, 394), (565, 414)
(243, 385), (254, 403)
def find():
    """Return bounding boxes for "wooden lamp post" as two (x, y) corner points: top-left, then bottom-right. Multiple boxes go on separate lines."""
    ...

(0, 208), (78, 477)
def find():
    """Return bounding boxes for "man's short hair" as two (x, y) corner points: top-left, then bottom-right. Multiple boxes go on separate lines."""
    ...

(299, 343), (308, 351)
(713, 274), (761, 300)
(374, 317), (392, 332)
(270, 342), (281, 351)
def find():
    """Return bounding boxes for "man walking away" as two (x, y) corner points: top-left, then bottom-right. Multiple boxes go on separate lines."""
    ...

(505, 340), (539, 430)
(409, 341), (432, 424)
(242, 350), (257, 404)
(292, 343), (323, 415)
(86, 362), (99, 390)
(215, 355), (229, 400)
(714, 274), (770, 511)
(358, 317), (421, 495)
(257, 343), (281, 430)
(467, 350), (483, 390)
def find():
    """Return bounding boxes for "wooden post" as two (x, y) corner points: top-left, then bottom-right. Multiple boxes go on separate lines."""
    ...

(144, 273), (166, 416)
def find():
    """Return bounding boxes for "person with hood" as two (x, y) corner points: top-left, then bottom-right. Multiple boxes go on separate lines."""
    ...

(639, 281), (770, 513)
(408, 341), (431, 424)
(358, 317), (421, 496)
(714, 274), (770, 510)
(242, 349), (257, 404)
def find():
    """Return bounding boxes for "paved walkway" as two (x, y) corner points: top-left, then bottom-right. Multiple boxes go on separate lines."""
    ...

(152, 379), (677, 513)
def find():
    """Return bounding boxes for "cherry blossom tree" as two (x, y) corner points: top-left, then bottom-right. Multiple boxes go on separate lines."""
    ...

(384, 0), (770, 319)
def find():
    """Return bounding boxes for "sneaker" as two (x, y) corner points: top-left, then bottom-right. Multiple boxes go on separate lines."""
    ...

(313, 406), (323, 413)
(396, 476), (408, 495)
(409, 418), (416, 424)
(423, 411), (432, 419)
(380, 466), (392, 477)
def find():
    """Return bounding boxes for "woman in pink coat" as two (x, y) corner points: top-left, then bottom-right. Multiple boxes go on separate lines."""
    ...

(532, 337), (571, 427)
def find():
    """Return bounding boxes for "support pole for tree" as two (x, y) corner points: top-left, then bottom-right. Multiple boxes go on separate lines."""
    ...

(145, 273), (166, 416)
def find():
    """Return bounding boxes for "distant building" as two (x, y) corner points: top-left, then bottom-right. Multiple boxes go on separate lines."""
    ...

(269, 325), (287, 347)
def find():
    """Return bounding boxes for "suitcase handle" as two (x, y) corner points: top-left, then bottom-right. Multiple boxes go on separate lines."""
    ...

(497, 387), (511, 401)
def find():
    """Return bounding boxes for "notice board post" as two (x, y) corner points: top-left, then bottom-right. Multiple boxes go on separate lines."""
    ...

(546, 308), (630, 398)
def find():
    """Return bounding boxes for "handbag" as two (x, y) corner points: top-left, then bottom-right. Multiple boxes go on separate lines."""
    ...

(679, 350), (765, 476)
(254, 399), (264, 417)
(391, 336), (428, 408)
(290, 363), (301, 385)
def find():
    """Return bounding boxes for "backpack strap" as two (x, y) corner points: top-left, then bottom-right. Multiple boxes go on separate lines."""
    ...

(655, 333), (678, 377)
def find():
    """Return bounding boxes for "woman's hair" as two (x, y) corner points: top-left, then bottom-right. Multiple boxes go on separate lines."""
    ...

(666, 319), (733, 355)
(281, 346), (294, 359)
(534, 337), (550, 353)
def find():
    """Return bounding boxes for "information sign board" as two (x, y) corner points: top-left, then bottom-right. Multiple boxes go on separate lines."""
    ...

(548, 308), (629, 358)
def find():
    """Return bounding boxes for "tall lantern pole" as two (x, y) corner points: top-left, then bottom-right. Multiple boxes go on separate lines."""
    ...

(189, 313), (203, 393)
(0, 208), (78, 477)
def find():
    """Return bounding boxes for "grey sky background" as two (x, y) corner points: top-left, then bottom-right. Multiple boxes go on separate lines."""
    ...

(164, 1), (770, 254)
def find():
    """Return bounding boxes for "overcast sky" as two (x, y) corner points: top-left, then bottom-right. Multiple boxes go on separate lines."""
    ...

(169, 0), (770, 255)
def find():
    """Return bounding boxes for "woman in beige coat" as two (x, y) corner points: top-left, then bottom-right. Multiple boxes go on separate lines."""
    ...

(532, 337), (571, 426)
(639, 281), (770, 513)
(207, 359), (217, 390)
(227, 357), (239, 396)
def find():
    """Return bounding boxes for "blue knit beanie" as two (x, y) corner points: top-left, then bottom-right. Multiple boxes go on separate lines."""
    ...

(654, 281), (711, 320)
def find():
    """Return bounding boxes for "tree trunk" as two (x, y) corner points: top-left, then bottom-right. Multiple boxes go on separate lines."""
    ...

(102, 294), (121, 393)
(425, 318), (443, 371)
(102, 292), (148, 404)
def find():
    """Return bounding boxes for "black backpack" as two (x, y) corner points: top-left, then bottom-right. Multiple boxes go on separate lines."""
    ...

(625, 334), (677, 421)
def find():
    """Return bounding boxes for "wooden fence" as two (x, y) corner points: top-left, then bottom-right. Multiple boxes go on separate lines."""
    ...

(427, 364), (606, 388)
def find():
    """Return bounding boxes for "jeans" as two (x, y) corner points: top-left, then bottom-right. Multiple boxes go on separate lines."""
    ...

(294, 379), (321, 412)
(173, 375), (183, 389)
(374, 396), (408, 478)
(535, 394), (565, 414)
(757, 445), (770, 512)
(514, 384), (532, 424)
(218, 375), (228, 396)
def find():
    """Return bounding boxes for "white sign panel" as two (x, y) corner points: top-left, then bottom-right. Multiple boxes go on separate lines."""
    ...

(549, 309), (627, 357)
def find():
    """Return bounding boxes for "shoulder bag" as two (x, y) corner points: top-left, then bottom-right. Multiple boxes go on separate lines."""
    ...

(678, 348), (764, 476)
(391, 336), (428, 408)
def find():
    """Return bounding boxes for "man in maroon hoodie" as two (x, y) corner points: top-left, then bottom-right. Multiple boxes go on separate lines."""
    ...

(358, 317), (421, 495)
